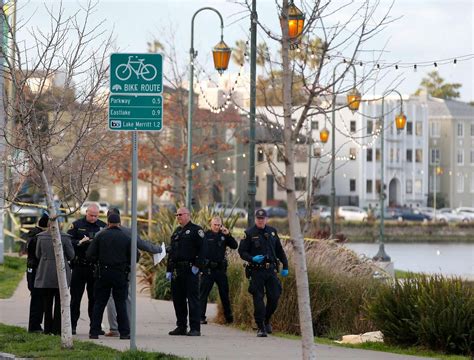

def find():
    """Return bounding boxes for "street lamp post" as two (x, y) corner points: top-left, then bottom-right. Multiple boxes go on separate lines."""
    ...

(330, 63), (361, 239)
(186, 7), (231, 209)
(373, 89), (406, 262)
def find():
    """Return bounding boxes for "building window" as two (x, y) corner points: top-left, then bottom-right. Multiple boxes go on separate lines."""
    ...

(406, 179), (413, 194)
(471, 150), (474, 164)
(256, 176), (259, 187)
(295, 146), (308, 163)
(376, 149), (381, 161)
(457, 123), (464, 137)
(366, 179), (373, 193)
(471, 124), (474, 137)
(295, 177), (306, 191)
(457, 149), (464, 165)
(407, 149), (413, 162)
(471, 173), (474, 193)
(349, 179), (356, 192)
(367, 120), (373, 135)
(257, 148), (264, 162)
(415, 122), (423, 136)
(415, 149), (423, 163)
(349, 148), (356, 160)
(406, 122), (413, 135)
(415, 179), (422, 194)
(313, 147), (321, 158)
(350, 120), (356, 133)
(311, 120), (319, 130)
(366, 148), (373, 162)
(430, 148), (440, 164)
(457, 176), (464, 193)
(375, 180), (381, 194)
(430, 121), (440, 137)
(277, 149), (285, 162)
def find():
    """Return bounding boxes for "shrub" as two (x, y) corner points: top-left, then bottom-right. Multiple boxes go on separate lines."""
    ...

(367, 274), (474, 356)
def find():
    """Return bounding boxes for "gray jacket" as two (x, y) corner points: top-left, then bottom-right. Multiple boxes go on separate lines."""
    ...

(35, 230), (75, 288)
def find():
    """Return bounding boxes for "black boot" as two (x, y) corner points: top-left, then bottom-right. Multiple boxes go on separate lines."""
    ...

(265, 322), (272, 334)
(168, 327), (187, 336)
(257, 327), (267, 337)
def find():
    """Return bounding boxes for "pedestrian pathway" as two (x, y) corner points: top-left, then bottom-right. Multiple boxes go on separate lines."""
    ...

(0, 275), (436, 360)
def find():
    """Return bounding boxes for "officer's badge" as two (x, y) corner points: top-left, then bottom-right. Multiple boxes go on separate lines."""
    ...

(185, 230), (190, 234)
(272, 232), (275, 236)
(221, 236), (225, 241)
(198, 229), (205, 238)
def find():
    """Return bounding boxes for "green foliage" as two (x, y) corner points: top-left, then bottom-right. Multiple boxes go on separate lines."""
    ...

(0, 256), (27, 299)
(415, 71), (462, 99)
(367, 274), (474, 356)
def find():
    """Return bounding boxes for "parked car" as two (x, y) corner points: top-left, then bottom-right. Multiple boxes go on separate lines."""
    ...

(263, 206), (288, 218)
(418, 207), (448, 222)
(437, 208), (469, 223)
(11, 204), (45, 225)
(80, 201), (110, 215)
(387, 208), (430, 222)
(212, 202), (248, 219)
(337, 206), (368, 222)
(455, 207), (474, 222)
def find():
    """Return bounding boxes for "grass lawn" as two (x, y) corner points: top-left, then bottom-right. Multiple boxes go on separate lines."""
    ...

(276, 333), (470, 360)
(0, 323), (185, 360)
(0, 256), (26, 299)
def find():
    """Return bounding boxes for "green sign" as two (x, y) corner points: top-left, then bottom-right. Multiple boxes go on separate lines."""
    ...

(110, 53), (163, 94)
(109, 95), (162, 131)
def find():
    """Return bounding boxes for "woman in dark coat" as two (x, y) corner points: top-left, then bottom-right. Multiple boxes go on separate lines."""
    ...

(35, 225), (74, 335)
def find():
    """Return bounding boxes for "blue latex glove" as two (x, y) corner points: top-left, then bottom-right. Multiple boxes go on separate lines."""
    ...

(280, 269), (289, 277)
(165, 272), (172, 281)
(191, 266), (199, 275)
(252, 255), (265, 264)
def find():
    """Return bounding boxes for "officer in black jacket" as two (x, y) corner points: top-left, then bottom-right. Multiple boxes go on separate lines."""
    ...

(166, 207), (207, 337)
(24, 213), (49, 333)
(200, 216), (237, 325)
(238, 208), (289, 337)
(86, 212), (135, 339)
(67, 203), (106, 334)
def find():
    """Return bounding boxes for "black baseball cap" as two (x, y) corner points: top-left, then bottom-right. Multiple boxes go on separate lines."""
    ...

(255, 209), (267, 218)
(107, 213), (121, 224)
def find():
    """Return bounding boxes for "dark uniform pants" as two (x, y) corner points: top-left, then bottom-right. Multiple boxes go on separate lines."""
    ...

(27, 269), (44, 332)
(171, 267), (200, 331)
(70, 265), (95, 329)
(41, 288), (61, 335)
(90, 268), (129, 336)
(200, 268), (232, 321)
(248, 268), (282, 328)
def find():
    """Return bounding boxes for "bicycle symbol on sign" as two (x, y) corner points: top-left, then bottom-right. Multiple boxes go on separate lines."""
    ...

(115, 56), (158, 81)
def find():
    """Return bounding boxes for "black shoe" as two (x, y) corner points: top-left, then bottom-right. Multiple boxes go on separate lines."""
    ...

(120, 334), (130, 340)
(89, 334), (99, 339)
(72, 328), (76, 335)
(99, 330), (105, 335)
(265, 323), (272, 334)
(168, 327), (187, 336)
(186, 329), (201, 336)
(225, 316), (234, 324)
(200, 319), (208, 325)
(257, 328), (267, 337)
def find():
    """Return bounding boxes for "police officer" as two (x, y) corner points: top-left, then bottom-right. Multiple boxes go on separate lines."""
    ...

(24, 213), (49, 333)
(68, 203), (106, 335)
(200, 216), (237, 325)
(166, 207), (207, 336)
(238, 208), (289, 337)
(86, 212), (134, 339)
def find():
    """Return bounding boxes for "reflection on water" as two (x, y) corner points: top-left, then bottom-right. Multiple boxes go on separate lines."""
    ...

(344, 243), (474, 278)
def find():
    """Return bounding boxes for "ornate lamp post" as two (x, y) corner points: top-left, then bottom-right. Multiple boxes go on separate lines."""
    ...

(330, 63), (361, 238)
(373, 89), (406, 262)
(186, 7), (231, 209)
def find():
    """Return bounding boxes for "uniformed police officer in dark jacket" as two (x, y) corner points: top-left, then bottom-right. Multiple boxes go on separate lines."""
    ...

(67, 203), (106, 334)
(166, 207), (207, 336)
(200, 216), (237, 325)
(86, 212), (134, 339)
(24, 213), (49, 333)
(238, 208), (289, 337)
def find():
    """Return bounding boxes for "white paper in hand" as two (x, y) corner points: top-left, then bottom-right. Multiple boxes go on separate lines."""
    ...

(153, 243), (166, 265)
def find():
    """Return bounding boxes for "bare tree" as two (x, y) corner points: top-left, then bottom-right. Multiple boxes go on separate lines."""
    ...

(235, 0), (398, 358)
(0, 1), (115, 348)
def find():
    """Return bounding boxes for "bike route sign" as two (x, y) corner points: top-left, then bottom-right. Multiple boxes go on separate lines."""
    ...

(109, 53), (163, 131)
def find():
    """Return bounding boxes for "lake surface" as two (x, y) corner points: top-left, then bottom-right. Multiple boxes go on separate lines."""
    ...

(344, 243), (474, 278)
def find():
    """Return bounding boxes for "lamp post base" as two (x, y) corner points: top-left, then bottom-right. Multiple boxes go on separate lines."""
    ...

(373, 260), (394, 278)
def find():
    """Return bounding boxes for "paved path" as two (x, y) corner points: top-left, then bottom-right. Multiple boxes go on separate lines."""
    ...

(0, 275), (436, 360)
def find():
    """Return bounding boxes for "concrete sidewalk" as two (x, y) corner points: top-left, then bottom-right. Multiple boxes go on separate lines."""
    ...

(0, 275), (436, 360)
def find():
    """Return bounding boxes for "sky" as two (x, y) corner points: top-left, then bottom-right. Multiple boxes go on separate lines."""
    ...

(19, 0), (474, 102)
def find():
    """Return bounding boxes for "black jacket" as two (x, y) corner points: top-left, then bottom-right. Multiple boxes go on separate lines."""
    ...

(167, 221), (207, 271)
(204, 230), (237, 263)
(67, 217), (106, 265)
(238, 225), (288, 270)
(23, 226), (44, 269)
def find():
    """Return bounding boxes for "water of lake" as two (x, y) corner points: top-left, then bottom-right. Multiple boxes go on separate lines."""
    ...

(344, 243), (474, 279)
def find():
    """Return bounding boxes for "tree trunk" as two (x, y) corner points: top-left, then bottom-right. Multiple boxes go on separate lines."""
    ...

(40, 171), (73, 349)
(280, 1), (316, 358)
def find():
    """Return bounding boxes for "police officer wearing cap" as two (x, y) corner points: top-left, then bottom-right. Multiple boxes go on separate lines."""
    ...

(199, 216), (238, 325)
(67, 203), (106, 334)
(166, 207), (207, 336)
(238, 208), (289, 337)
(86, 212), (135, 339)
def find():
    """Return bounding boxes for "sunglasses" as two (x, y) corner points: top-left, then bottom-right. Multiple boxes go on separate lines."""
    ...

(175, 213), (189, 217)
